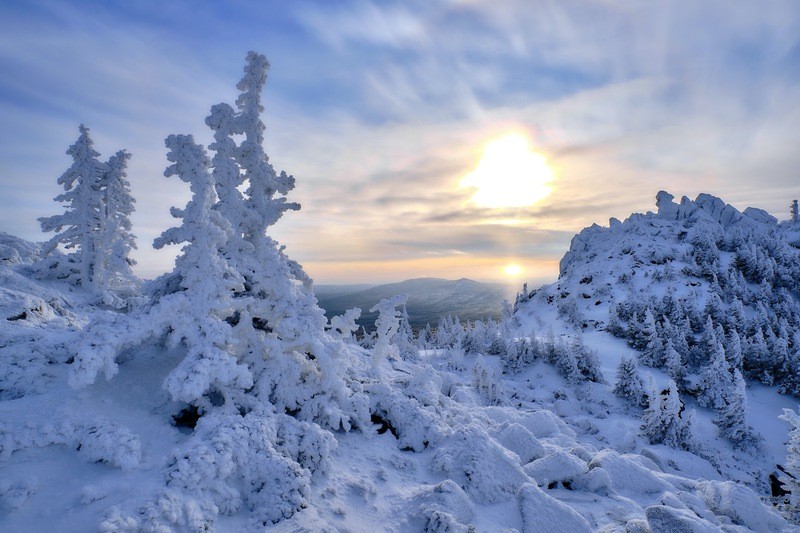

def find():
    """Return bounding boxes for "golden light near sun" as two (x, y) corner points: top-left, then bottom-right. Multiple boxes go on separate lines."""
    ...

(461, 134), (554, 208)
(503, 263), (523, 277)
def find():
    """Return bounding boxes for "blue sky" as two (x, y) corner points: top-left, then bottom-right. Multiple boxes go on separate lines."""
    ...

(2, 0), (800, 284)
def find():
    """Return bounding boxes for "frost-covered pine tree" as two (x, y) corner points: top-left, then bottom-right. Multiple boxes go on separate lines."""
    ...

(573, 337), (605, 383)
(697, 335), (732, 410)
(606, 302), (625, 337)
(148, 134), (251, 404)
(502, 336), (537, 373)
(392, 303), (419, 361)
(197, 51), (364, 427)
(635, 308), (658, 355)
(416, 322), (433, 350)
(39, 124), (106, 288)
(235, 51), (299, 240)
(95, 149), (138, 302)
(552, 339), (582, 384)
(613, 356), (646, 407)
(780, 334), (800, 396)
(664, 338), (688, 392)
(641, 378), (693, 449)
(724, 328), (744, 371)
(39, 126), (138, 304)
(716, 369), (754, 447)
(70, 53), (372, 528)
(473, 354), (503, 404)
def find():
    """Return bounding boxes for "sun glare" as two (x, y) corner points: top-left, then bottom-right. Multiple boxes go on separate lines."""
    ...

(461, 134), (554, 208)
(504, 263), (522, 277)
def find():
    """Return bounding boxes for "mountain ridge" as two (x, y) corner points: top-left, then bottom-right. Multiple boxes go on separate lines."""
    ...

(315, 276), (516, 330)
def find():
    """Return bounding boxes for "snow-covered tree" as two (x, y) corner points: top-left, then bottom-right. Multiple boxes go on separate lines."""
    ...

(416, 322), (433, 350)
(716, 369), (754, 447)
(613, 357), (646, 407)
(724, 328), (743, 371)
(370, 294), (408, 369)
(635, 308), (658, 355)
(663, 338), (687, 392)
(69, 52), (377, 528)
(328, 307), (361, 343)
(551, 340), (582, 384)
(150, 134), (251, 403)
(392, 303), (419, 361)
(502, 336), (537, 373)
(235, 51), (299, 239)
(95, 149), (138, 302)
(38, 126), (138, 304)
(473, 354), (503, 404)
(791, 199), (799, 224)
(697, 334), (732, 410)
(578, 341), (606, 383)
(39, 124), (106, 288)
(606, 302), (625, 337)
(640, 377), (694, 450)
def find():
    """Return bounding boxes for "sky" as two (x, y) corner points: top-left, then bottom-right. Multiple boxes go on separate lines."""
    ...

(1, 0), (799, 285)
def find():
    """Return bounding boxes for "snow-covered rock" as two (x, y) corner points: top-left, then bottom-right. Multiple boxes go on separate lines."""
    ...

(518, 483), (592, 533)
(698, 480), (789, 532)
(524, 449), (588, 486)
(589, 450), (672, 494)
(645, 504), (720, 533)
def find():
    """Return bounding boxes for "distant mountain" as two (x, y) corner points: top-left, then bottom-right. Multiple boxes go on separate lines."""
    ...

(314, 277), (516, 330)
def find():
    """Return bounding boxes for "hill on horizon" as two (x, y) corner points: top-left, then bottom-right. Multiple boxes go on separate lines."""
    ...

(314, 277), (517, 330)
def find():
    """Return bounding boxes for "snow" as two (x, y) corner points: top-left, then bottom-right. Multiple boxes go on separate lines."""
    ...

(3, 51), (800, 531)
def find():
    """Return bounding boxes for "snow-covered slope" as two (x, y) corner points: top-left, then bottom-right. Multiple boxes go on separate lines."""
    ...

(3, 48), (798, 530)
(512, 191), (800, 519)
(2, 206), (798, 531)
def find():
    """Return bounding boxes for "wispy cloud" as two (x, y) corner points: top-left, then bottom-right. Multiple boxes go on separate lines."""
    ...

(2, 0), (799, 283)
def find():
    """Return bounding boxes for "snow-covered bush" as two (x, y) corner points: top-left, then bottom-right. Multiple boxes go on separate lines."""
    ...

(328, 307), (361, 342)
(472, 355), (504, 405)
(432, 424), (528, 504)
(165, 411), (323, 526)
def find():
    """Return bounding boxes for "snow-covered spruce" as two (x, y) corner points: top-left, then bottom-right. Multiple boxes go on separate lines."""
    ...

(67, 52), (370, 527)
(38, 125), (138, 306)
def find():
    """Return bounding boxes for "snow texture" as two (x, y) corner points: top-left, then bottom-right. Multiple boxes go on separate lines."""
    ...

(1, 55), (799, 532)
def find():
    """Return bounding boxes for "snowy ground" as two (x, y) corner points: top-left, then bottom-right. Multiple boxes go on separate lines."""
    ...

(1, 231), (798, 532)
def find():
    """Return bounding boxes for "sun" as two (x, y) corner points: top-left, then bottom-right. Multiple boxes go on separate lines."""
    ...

(503, 263), (522, 277)
(461, 134), (554, 208)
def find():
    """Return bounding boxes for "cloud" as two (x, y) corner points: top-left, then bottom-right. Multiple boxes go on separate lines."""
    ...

(2, 0), (799, 284)
(295, 1), (428, 50)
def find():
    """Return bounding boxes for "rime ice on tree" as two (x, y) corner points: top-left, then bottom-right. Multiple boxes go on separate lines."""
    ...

(38, 125), (138, 305)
